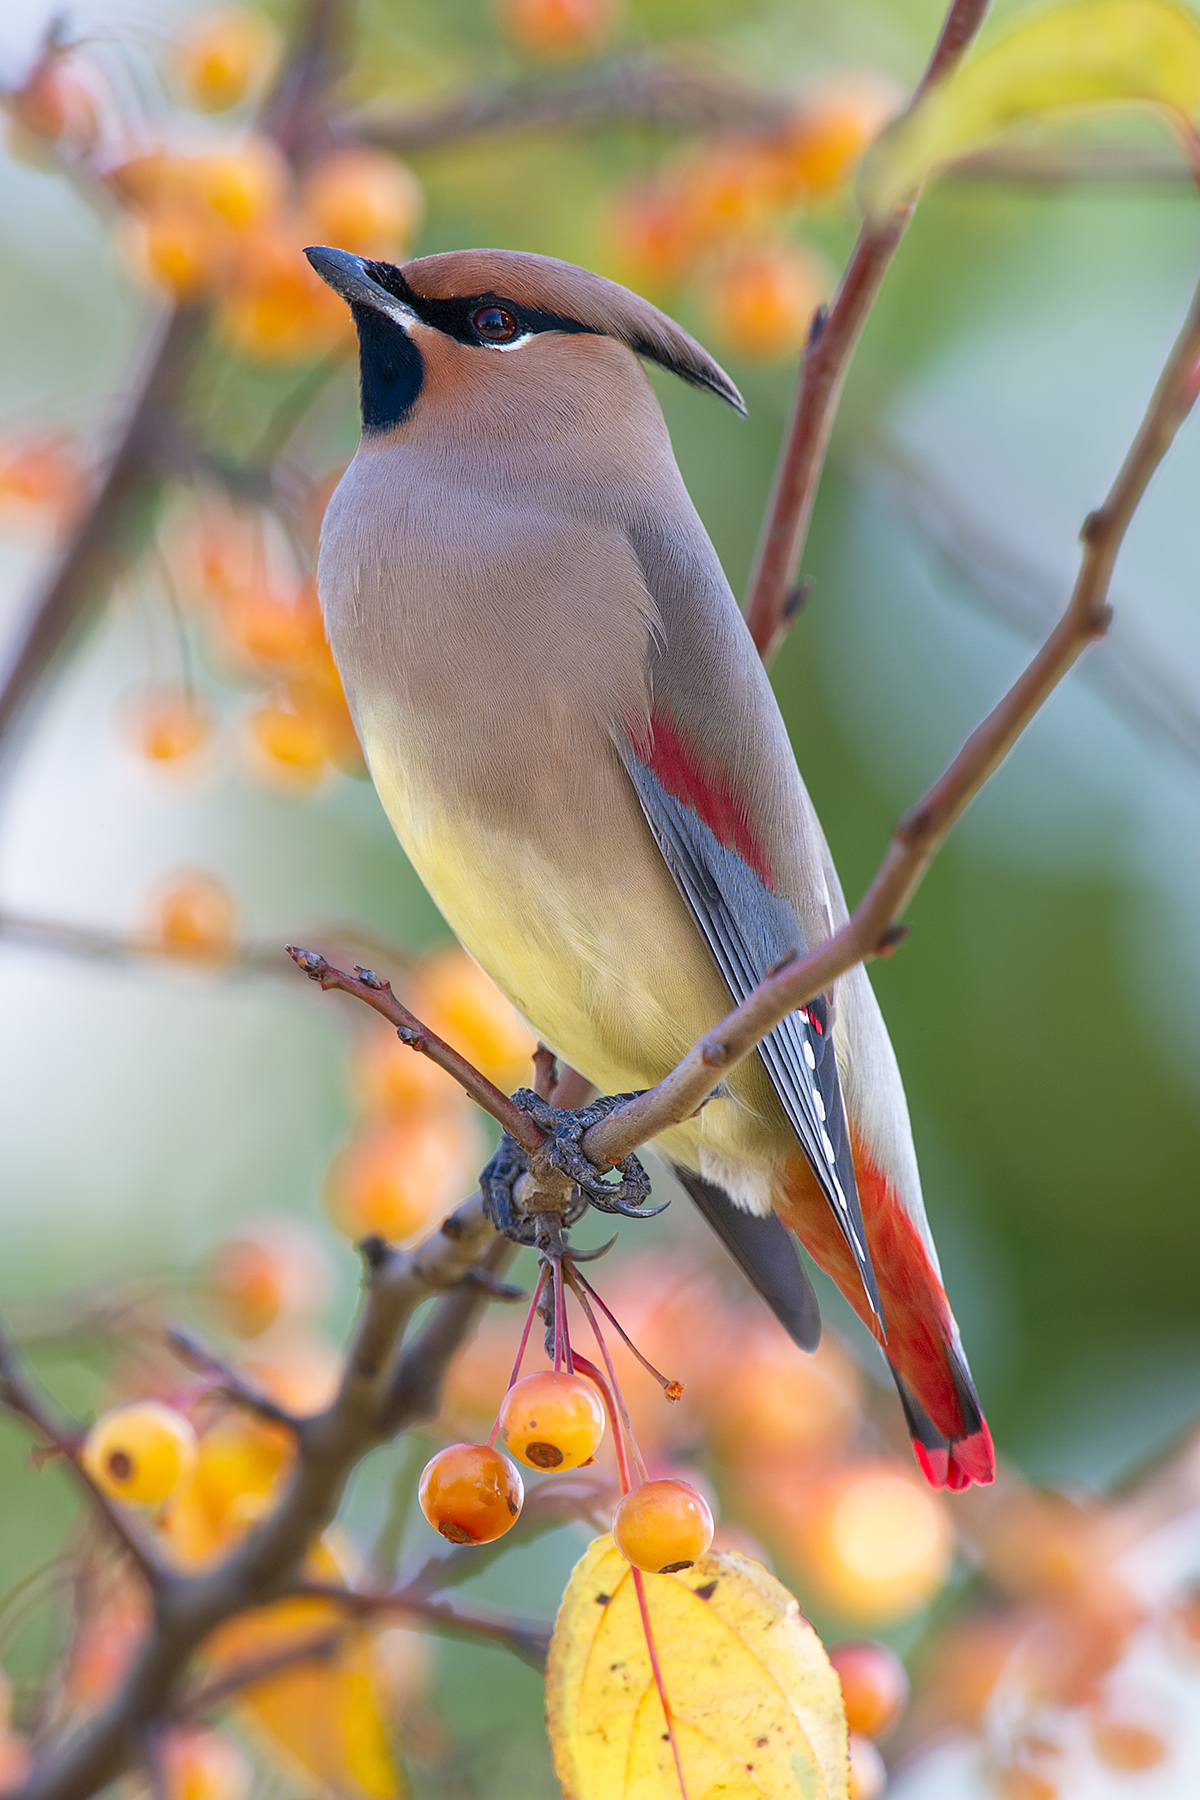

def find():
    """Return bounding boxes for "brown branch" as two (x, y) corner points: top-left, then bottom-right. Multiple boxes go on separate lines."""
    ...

(585, 264), (1200, 1166)
(287, 947), (543, 1151)
(290, 1579), (550, 1671)
(742, 0), (993, 661)
(0, 306), (207, 764)
(164, 1329), (300, 1430)
(350, 55), (794, 155)
(0, 1323), (167, 1585)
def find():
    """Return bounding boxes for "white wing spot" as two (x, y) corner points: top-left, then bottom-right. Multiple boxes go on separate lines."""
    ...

(821, 1130), (836, 1162)
(803, 1042), (816, 1070)
(813, 1091), (826, 1120)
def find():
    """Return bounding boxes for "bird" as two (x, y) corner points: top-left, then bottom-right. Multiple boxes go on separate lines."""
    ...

(305, 242), (994, 1491)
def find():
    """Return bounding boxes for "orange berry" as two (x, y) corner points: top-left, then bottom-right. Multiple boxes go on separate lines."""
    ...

(993, 1769), (1058, 1800)
(218, 229), (350, 364)
(193, 140), (287, 232)
(218, 583), (322, 672)
(418, 1443), (523, 1544)
(706, 1317), (862, 1468)
(147, 871), (239, 963)
(847, 1733), (887, 1800)
(120, 685), (209, 764)
(82, 1401), (198, 1506)
(495, 0), (620, 60)
(207, 1217), (330, 1338)
(603, 179), (697, 293)
(707, 242), (830, 361)
(246, 704), (326, 788)
(325, 1113), (482, 1243)
(352, 1020), (466, 1118)
(830, 1641), (909, 1738)
(162, 1727), (250, 1800)
(0, 432), (84, 527)
(125, 204), (231, 299)
(674, 142), (778, 248)
(613, 1477), (715, 1573)
(413, 945), (536, 1090)
(1091, 1716), (1169, 1772)
(498, 1370), (606, 1471)
(797, 1462), (954, 1624)
(302, 150), (424, 257)
(243, 1335), (340, 1415)
(9, 53), (98, 153)
(774, 75), (902, 202)
(177, 9), (282, 113)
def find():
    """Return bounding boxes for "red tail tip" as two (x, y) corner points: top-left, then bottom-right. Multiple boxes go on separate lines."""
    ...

(912, 1423), (994, 1491)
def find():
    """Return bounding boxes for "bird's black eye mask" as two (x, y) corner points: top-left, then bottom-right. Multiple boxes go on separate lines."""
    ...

(362, 261), (598, 349)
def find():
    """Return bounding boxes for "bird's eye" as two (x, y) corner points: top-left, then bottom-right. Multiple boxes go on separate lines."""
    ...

(472, 305), (519, 342)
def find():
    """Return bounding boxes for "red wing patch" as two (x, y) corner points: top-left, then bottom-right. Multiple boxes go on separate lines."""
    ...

(633, 710), (774, 888)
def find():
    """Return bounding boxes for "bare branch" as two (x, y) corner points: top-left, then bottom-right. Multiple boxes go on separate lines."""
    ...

(287, 948), (543, 1151)
(743, 0), (993, 661)
(164, 1329), (300, 1430)
(350, 55), (794, 155)
(586, 264), (1200, 1164)
(0, 1322), (168, 1586)
(290, 1579), (551, 1671)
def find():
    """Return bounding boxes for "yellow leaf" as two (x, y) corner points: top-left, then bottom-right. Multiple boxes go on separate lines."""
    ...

(204, 1541), (403, 1800)
(546, 1535), (848, 1800)
(862, 0), (1200, 214)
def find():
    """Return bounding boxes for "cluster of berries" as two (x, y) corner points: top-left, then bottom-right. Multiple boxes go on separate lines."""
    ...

(421, 1368), (715, 1576)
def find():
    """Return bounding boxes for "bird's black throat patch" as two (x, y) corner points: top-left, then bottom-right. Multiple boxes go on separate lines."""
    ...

(353, 303), (424, 434)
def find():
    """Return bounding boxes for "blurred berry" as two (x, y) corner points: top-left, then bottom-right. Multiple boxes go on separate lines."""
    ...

(495, 0), (621, 61)
(830, 1641), (909, 1739)
(847, 1732), (887, 1800)
(176, 9), (281, 112)
(325, 1113), (483, 1242)
(162, 1727), (251, 1800)
(706, 243), (830, 361)
(303, 150), (424, 257)
(147, 871), (239, 963)
(412, 945), (537, 1090)
(82, 1400), (198, 1506)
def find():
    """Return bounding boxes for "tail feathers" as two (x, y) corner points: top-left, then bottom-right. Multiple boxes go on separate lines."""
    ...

(891, 1365), (995, 1491)
(671, 1164), (822, 1352)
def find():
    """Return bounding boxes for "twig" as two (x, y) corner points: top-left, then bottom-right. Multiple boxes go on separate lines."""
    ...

(742, 0), (993, 661)
(585, 262), (1200, 1166)
(286, 948), (543, 1151)
(0, 1323), (167, 1585)
(290, 1579), (551, 1671)
(164, 1329), (300, 1430)
(351, 55), (795, 154)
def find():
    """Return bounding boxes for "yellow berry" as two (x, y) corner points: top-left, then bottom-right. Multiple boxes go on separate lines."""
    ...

(418, 1443), (523, 1544)
(495, 0), (621, 59)
(147, 871), (239, 963)
(707, 243), (830, 362)
(612, 1477), (714, 1572)
(302, 149), (424, 257)
(177, 9), (281, 113)
(82, 1401), (198, 1506)
(498, 1370), (605, 1471)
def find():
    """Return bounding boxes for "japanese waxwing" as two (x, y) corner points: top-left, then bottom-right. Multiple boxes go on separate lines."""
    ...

(306, 243), (993, 1490)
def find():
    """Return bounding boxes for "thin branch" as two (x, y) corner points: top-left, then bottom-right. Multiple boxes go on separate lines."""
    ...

(584, 263), (1200, 1166)
(182, 1630), (344, 1716)
(290, 1579), (551, 1672)
(164, 1329), (300, 1430)
(287, 948), (543, 1151)
(0, 1323), (167, 1585)
(350, 55), (795, 155)
(742, 0), (993, 661)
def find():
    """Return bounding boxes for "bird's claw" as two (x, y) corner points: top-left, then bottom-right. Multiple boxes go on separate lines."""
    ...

(480, 1090), (664, 1244)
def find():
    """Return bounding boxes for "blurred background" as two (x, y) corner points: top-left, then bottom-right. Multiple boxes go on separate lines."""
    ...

(2, 0), (1200, 1795)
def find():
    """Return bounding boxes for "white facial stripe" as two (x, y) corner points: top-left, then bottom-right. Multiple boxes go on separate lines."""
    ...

(480, 331), (536, 352)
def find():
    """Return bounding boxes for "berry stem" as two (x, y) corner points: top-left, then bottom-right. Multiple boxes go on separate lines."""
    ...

(487, 1264), (548, 1448)
(566, 1268), (649, 1485)
(570, 1264), (682, 1397)
(631, 1565), (690, 1800)
(570, 1353), (634, 1495)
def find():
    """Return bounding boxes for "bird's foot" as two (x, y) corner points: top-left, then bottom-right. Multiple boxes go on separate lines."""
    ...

(479, 1090), (663, 1245)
